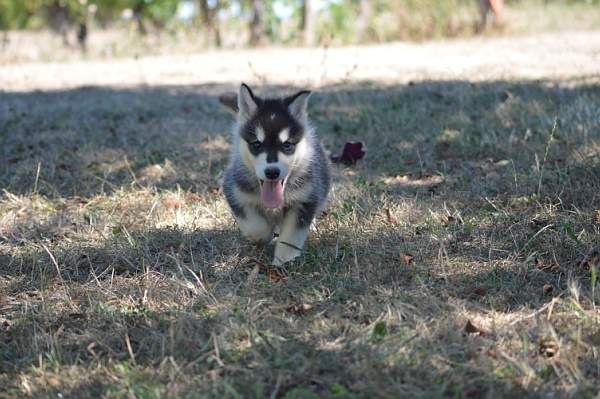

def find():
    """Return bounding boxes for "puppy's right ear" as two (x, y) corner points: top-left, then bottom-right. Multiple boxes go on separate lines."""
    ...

(238, 83), (259, 120)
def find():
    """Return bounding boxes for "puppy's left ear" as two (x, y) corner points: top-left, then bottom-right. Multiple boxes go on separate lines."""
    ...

(285, 90), (311, 121)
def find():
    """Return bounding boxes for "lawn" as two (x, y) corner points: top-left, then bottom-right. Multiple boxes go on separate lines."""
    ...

(1, 34), (600, 398)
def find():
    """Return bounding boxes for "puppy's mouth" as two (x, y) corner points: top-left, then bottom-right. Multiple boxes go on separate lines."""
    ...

(259, 179), (285, 209)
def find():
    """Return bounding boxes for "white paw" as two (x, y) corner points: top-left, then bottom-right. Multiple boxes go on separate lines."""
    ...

(272, 242), (302, 265)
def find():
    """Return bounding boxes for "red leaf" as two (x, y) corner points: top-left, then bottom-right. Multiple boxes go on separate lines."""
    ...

(268, 268), (287, 283)
(401, 253), (414, 265)
(331, 142), (366, 165)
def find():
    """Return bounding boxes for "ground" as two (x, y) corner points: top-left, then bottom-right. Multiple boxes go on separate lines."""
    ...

(1, 31), (600, 398)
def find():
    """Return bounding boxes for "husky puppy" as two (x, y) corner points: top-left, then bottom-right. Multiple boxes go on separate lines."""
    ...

(220, 84), (330, 265)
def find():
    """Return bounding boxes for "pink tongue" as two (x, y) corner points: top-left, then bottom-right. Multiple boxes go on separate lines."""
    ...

(260, 181), (284, 208)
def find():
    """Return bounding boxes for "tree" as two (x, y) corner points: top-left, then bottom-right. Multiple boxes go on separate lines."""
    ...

(198, 0), (221, 47)
(248, 0), (265, 46)
(299, 0), (314, 45)
(356, 0), (371, 42)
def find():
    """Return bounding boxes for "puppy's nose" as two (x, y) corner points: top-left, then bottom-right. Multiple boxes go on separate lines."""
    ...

(264, 167), (280, 180)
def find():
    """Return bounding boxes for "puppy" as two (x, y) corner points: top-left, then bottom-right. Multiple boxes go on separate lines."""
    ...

(220, 84), (330, 265)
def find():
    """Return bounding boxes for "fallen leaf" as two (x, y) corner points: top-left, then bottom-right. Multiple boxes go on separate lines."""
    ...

(401, 253), (414, 265)
(442, 215), (459, 226)
(539, 337), (559, 358)
(471, 287), (487, 297)
(285, 303), (313, 315)
(331, 142), (366, 165)
(542, 284), (554, 296)
(529, 218), (549, 230)
(485, 347), (498, 359)
(244, 258), (268, 273)
(384, 208), (396, 225)
(580, 248), (600, 270)
(163, 196), (184, 210)
(268, 268), (287, 283)
(465, 320), (490, 337)
(186, 192), (202, 202)
(535, 258), (559, 272)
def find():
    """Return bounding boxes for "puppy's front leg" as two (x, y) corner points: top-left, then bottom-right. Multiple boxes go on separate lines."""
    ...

(272, 202), (316, 265)
(236, 207), (274, 245)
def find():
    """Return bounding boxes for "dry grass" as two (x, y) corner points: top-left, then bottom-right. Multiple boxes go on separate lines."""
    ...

(1, 34), (600, 398)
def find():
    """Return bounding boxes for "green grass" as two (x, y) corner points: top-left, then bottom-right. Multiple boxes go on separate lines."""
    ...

(1, 76), (599, 398)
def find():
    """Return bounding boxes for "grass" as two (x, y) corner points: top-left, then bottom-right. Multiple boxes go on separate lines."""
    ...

(1, 67), (600, 396)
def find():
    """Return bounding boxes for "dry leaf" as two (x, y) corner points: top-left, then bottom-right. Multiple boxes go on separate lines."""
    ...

(465, 320), (490, 337)
(542, 284), (554, 296)
(163, 196), (184, 210)
(442, 215), (459, 226)
(539, 337), (559, 358)
(401, 253), (414, 265)
(580, 248), (600, 270)
(268, 268), (287, 283)
(384, 208), (397, 225)
(485, 347), (498, 359)
(472, 287), (487, 297)
(186, 192), (202, 202)
(535, 258), (559, 272)
(285, 303), (313, 315)
(245, 258), (268, 273)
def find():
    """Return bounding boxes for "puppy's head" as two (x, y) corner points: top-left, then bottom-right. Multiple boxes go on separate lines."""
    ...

(221, 83), (312, 209)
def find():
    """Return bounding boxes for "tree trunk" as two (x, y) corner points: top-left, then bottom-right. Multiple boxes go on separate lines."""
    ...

(133, 1), (147, 35)
(300, 0), (314, 46)
(199, 0), (221, 47)
(476, 0), (504, 32)
(356, 0), (371, 42)
(249, 0), (265, 46)
(77, 21), (88, 52)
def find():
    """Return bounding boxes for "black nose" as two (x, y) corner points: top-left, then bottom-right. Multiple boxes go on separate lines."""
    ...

(264, 167), (280, 180)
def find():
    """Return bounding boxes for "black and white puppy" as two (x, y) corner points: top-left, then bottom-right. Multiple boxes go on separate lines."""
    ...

(220, 84), (330, 265)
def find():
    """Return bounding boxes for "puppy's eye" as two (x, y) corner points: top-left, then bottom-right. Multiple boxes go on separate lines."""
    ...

(282, 142), (295, 153)
(249, 141), (262, 151)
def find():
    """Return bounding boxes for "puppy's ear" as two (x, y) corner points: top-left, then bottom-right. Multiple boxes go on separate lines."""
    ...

(218, 92), (238, 114)
(238, 83), (260, 120)
(285, 90), (311, 122)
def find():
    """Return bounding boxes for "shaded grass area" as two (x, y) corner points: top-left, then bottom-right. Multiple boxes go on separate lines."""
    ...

(1, 79), (600, 398)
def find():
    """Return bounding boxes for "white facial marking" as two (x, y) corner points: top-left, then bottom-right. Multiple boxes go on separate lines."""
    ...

(270, 113), (276, 120)
(278, 128), (289, 143)
(256, 126), (265, 142)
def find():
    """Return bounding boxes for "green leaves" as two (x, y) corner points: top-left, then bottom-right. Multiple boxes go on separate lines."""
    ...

(372, 321), (387, 340)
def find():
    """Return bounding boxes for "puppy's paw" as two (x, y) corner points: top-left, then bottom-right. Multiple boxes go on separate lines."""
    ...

(272, 241), (302, 265)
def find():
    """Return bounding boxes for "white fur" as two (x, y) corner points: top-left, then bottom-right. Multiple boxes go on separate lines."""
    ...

(256, 126), (265, 142)
(272, 210), (310, 265)
(236, 208), (273, 244)
(278, 128), (289, 143)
